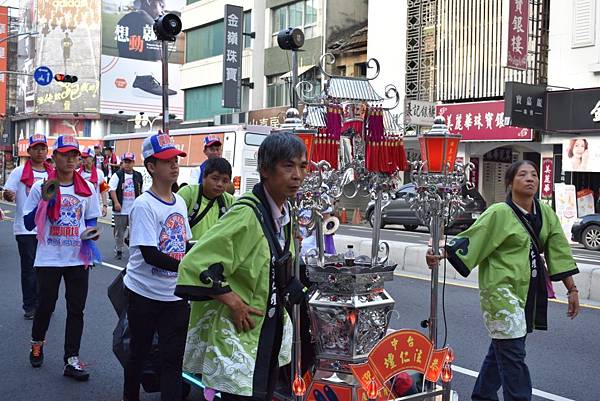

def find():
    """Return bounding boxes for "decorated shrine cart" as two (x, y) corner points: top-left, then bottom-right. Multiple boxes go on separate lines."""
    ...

(274, 53), (472, 401)
(181, 53), (471, 401)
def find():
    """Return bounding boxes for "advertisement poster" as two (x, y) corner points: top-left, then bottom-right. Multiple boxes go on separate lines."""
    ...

(577, 189), (595, 217)
(562, 136), (600, 172)
(100, 0), (185, 117)
(17, 0), (101, 114)
(554, 183), (578, 243)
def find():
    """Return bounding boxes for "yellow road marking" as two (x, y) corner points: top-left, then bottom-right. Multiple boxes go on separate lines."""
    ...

(394, 271), (600, 311)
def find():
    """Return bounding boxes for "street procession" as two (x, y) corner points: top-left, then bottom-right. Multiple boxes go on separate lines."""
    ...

(1, 1), (599, 401)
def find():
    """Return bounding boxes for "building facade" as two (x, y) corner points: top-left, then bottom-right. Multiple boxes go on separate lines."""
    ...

(180, 0), (368, 127)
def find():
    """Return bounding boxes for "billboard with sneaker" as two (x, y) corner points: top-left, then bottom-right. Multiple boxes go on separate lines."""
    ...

(100, 0), (185, 117)
(16, 0), (101, 114)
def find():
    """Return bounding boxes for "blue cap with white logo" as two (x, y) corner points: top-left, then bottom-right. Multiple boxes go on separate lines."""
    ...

(142, 132), (187, 160)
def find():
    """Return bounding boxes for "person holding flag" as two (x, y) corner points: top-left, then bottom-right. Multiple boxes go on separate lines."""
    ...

(22, 135), (101, 381)
(3, 134), (53, 320)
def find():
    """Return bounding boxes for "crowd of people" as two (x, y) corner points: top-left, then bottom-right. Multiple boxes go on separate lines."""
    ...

(2, 131), (307, 401)
(0, 130), (583, 401)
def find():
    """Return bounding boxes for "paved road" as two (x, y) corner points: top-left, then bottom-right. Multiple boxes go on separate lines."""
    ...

(338, 224), (600, 266)
(0, 204), (598, 401)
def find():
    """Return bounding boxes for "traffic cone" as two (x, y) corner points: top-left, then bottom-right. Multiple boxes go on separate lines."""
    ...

(340, 208), (348, 224)
(351, 208), (362, 225)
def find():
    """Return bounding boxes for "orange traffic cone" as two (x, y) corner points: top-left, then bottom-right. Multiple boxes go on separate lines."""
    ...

(340, 208), (348, 224)
(351, 208), (362, 225)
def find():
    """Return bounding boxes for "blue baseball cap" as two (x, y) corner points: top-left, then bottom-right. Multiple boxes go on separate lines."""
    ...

(81, 147), (95, 158)
(204, 136), (222, 147)
(122, 152), (136, 161)
(142, 132), (187, 160)
(53, 135), (80, 154)
(28, 134), (47, 148)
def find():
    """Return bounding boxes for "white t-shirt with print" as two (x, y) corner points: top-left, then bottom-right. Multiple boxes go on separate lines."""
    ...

(23, 181), (101, 267)
(4, 165), (49, 235)
(80, 168), (106, 193)
(109, 172), (136, 215)
(124, 191), (192, 302)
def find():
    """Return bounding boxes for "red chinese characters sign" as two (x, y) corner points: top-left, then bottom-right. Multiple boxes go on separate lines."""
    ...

(436, 101), (533, 142)
(350, 330), (451, 398)
(0, 6), (8, 116)
(503, 0), (529, 70)
(541, 158), (553, 199)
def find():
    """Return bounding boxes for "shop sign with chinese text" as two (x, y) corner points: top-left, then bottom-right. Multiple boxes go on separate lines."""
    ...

(405, 100), (435, 126)
(436, 100), (533, 141)
(547, 87), (600, 133)
(504, 82), (546, 129)
(222, 4), (243, 109)
(350, 330), (450, 398)
(502, 0), (529, 70)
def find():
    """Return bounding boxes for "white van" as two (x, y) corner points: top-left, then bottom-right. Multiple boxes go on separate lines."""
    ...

(102, 124), (272, 196)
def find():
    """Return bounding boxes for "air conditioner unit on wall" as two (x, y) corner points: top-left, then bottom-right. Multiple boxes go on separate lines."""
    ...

(213, 112), (247, 125)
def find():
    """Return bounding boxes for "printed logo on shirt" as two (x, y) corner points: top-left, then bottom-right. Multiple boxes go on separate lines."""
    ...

(153, 212), (187, 278)
(48, 194), (82, 247)
(123, 178), (135, 200)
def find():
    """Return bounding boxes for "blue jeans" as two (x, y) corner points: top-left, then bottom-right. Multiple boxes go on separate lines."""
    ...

(16, 235), (38, 312)
(472, 336), (532, 401)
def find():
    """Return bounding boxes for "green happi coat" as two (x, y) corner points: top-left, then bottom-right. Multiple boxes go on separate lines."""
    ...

(175, 190), (293, 397)
(445, 202), (578, 340)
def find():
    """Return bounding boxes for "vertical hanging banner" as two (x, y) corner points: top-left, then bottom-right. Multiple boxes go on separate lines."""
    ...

(502, 0), (529, 70)
(540, 158), (553, 200)
(222, 4), (243, 109)
(0, 6), (8, 116)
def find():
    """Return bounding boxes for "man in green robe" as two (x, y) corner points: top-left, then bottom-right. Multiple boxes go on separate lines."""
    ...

(175, 133), (308, 401)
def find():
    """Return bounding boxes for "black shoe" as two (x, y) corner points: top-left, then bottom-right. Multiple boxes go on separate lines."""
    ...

(30, 341), (44, 368)
(132, 75), (177, 96)
(24, 309), (35, 320)
(63, 357), (90, 381)
(116, 251), (122, 260)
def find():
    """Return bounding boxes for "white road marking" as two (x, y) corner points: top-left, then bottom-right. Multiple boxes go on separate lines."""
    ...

(452, 365), (575, 401)
(101, 261), (124, 271)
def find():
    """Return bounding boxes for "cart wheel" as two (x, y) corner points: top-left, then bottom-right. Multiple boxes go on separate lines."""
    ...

(182, 381), (191, 400)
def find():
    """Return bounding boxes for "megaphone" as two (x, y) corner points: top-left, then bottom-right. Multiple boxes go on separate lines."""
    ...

(80, 227), (100, 241)
(41, 179), (59, 201)
(153, 13), (182, 41)
(323, 216), (340, 235)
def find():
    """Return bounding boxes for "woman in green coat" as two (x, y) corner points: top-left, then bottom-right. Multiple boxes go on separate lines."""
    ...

(426, 160), (579, 401)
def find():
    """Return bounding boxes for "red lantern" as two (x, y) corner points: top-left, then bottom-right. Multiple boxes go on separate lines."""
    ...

(445, 347), (455, 364)
(418, 117), (461, 174)
(367, 378), (378, 400)
(441, 363), (453, 383)
(292, 375), (306, 396)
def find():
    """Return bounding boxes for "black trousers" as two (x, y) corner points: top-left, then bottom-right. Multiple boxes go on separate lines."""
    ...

(123, 289), (190, 401)
(31, 266), (89, 363)
(15, 235), (39, 312)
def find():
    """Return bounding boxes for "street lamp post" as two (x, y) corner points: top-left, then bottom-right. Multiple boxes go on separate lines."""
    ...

(409, 116), (470, 400)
